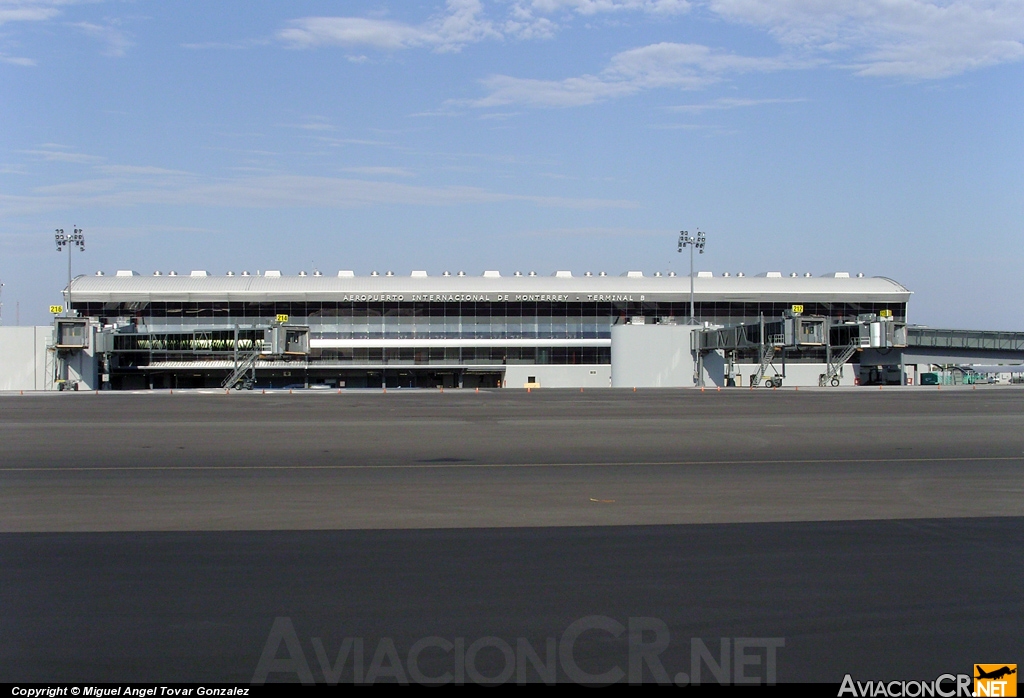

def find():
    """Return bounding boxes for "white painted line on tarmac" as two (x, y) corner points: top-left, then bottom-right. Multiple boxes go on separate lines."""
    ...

(2, 455), (1023, 472)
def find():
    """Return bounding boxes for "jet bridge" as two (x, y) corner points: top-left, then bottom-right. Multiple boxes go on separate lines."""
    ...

(693, 312), (904, 388)
(223, 324), (310, 389)
(694, 312), (828, 388)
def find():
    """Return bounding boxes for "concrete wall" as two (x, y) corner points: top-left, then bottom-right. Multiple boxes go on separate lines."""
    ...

(504, 363), (610, 389)
(64, 340), (99, 390)
(0, 324), (100, 391)
(611, 324), (696, 388)
(0, 326), (54, 390)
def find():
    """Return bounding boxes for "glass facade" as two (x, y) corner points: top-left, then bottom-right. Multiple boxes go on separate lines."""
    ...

(73, 295), (907, 389)
(77, 299), (906, 338)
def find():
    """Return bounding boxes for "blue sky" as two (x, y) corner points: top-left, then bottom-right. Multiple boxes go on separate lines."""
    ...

(1, 0), (1022, 328)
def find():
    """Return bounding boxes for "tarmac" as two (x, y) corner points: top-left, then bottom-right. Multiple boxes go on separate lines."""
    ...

(1, 388), (1022, 683)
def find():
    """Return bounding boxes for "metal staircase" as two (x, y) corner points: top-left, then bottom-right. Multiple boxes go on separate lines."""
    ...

(751, 343), (776, 387)
(221, 350), (260, 389)
(819, 342), (858, 387)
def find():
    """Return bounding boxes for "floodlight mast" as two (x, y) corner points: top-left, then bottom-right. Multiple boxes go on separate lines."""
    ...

(55, 226), (84, 317)
(677, 229), (706, 325)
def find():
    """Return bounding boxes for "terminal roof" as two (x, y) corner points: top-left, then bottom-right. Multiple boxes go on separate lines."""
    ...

(69, 272), (912, 304)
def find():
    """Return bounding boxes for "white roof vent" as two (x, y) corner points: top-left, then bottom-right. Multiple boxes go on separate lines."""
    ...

(95, 270), (105, 276)
(514, 271), (523, 277)
(241, 271), (250, 276)
(668, 271), (677, 277)
(483, 270), (501, 278)
(190, 270), (208, 277)
(153, 271), (162, 276)
(653, 271), (662, 277)
(857, 272), (865, 278)
(370, 271), (380, 277)
(584, 271), (593, 277)
(804, 272), (812, 277)
(457, 271), (466, 277)
(313, 270), (322, 277)
(265, 270), (281, 277)
(736, 272), (744, 277)
(226, 271), (235, 276)
(529, 271), (537, 277)
(790, 272), (798, 277)
(168, 271), (178, 276)
(411, 270), (428, 277)
(722, 272), (730, 277)
(385, 271), (394, 276)
(697, 271), (713, 278)
(115, 270), (138, 277)
(554, 270), (572, 278)
(338, 270), (354, 277)
(624, 271), (643, 278)
(442, 271), (452, 277)
(298, 271), (307, 277)
(599, 272), (607, 277)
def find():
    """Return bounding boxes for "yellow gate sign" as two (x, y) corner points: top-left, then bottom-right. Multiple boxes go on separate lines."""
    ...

(880, 309), (893, 318)
(50, 305), (65, 314)
(791, 305), (804, 314)
(276, 314), (289, 323)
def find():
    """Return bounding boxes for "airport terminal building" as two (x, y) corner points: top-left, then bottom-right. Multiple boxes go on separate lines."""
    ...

(44, 268), (912, 390)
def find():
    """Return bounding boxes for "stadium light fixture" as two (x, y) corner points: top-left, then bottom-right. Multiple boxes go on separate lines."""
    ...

(677, 229), (706, 325)
(55, 226), (85, 317)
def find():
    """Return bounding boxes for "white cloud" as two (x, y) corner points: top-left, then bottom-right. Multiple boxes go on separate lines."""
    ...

(181, 39), (268, 51)
(32, 178), (120, 195)
(667, 96), (807, 112)
(95, 165), (196, 177)
(521, 225), (668, 238)
(19, 145), (104, 164)
(500, 0), (690, 38)
(342, 166), (417, 177)
(706, 0), (1024, 78)
(473, 73), (639, 107)
(280, 0), (690, 52)
(0, 52), (35, 65)
(72, 21), (132, 57)
(514, 0), (690, 17)
(470, 42), (804, 107)
(0, 172), (638, 217)
(280, 0), (499, 53)
(0, 3), (59, 25)
(280, 17), (432, 51)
